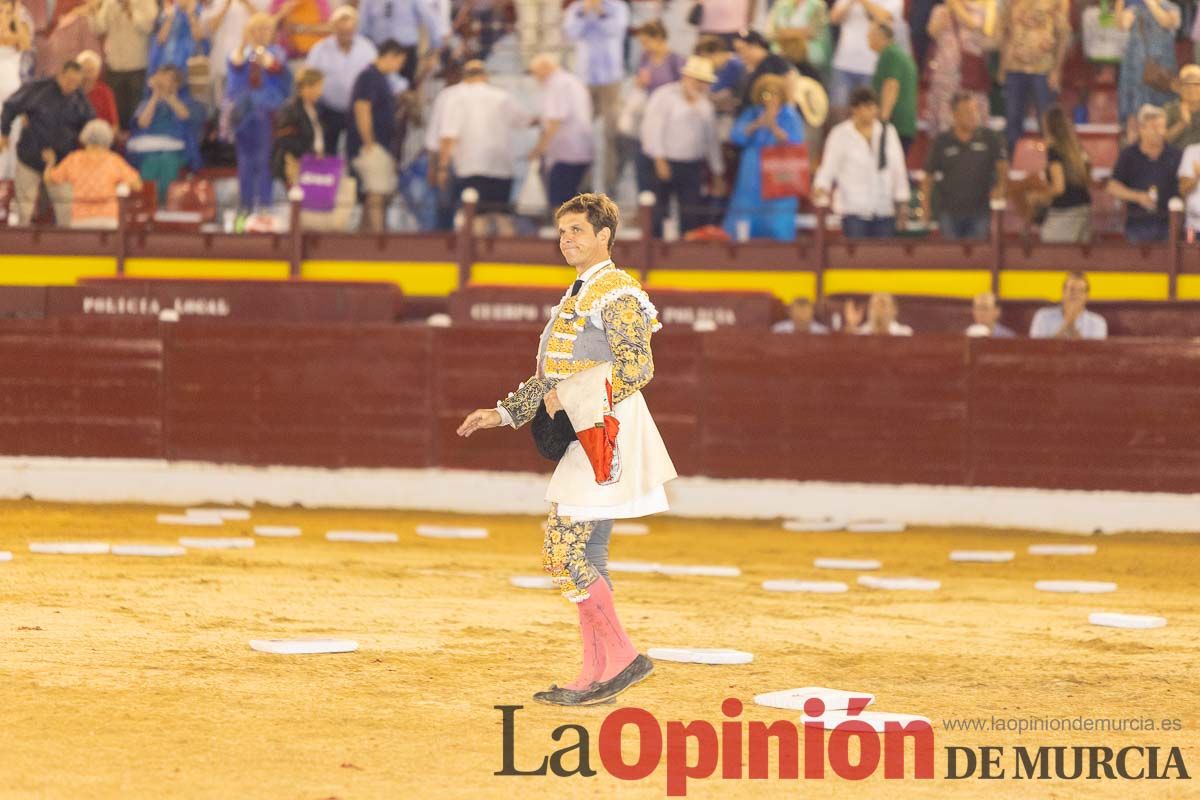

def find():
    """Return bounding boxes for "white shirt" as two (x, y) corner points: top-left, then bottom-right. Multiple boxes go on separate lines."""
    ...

(541, 68), (595, 167)
(857, 321), (913, 336)
(814, 119), (911, 218)
(1029, 307), (1108, 339)
(305, 35), (378, 113)
(1179, 142), (1200, 230)
(425, 82), (462, 152)
(831, 0), (903, 74)
(440, 80), (530, 179)
(639, 82), (724, 175)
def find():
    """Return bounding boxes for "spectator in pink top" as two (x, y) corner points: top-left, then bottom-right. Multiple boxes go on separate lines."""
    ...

(697, 0), (753, 42)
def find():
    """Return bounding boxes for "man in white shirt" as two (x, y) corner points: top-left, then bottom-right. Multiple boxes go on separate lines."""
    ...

(305, 7), (378, 155)
(436, 59), (529, 232)
(828, 0), (902, 110)
(1177, 137), (1200, 235)
(1029, 271), (1108, 340)
(425, 75), (463, 230)
(529, 53), (595, 207)
(813, 86), (910, 238)
(638, 56), (725, 236)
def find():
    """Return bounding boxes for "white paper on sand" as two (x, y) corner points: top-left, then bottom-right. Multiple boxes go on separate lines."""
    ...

(1029, 544), (1097, 556)
(29, 542), (110, 555)
(657, 564), (742, 577)
(186, 508), (250, 521)
(0, 551), (12, 562)
(253, 525), (302, 538)
(762, 580), (849, 593)
(754, 687), (876, 713)
(950, 550), (1015, 563)
(325, 531), (398, 543)
(648, 647), (753, 665)
(249, 639), (359, 655)
(816, 710), (932, 732)
(157, 513), (223, 527)
(1035, 580), (1117, 594)
(415, 525), (488, 539)
(815, 557), (881, 570)
(178, 537), (255, 550)
(111, 544), (187, 557)
(608, 560), (662, 574)
(509, 576), (559, 590)
(846, 520), (907, 533)
(613, 522), (650, 535)
(1088, 612), (1166, 629)
(858, 575), (941, 591)
(783, 517), (846, 532)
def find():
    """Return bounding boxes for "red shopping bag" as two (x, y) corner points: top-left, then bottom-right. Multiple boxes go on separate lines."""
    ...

(760, 143), (811, 200)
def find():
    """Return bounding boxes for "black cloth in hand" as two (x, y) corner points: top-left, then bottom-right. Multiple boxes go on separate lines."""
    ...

(531, 400), (577, 461)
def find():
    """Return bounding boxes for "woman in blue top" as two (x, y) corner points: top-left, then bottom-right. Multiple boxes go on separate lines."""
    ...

(127, 64), (205, 203)
(148, 0), (206, 77)
(724, 73), (805, 241)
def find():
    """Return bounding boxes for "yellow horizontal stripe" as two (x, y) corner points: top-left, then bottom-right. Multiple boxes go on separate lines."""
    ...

(471, 263), (581, 288)
(1176, 275), (1200, 300)
(125, 258), (290, 280)
(0, 255), (115, 285)
(648, 269), (816, 303)
(302, 261), (460, 296)
(824, 269), (991, 299)
(999, 270), (1169, 301)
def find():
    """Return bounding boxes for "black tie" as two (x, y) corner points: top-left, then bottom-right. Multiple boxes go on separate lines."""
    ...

(570, 279), (583, 297)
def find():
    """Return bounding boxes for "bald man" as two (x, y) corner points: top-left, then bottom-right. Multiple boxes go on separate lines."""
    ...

(529, 54), (595, 207)
(305, 6), (378, 154)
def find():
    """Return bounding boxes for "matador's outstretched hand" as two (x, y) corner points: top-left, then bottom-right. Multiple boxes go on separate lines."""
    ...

(457, 408), (503, 438)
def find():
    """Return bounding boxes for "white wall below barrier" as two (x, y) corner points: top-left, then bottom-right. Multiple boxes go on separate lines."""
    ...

(0, 456), (1196, 535)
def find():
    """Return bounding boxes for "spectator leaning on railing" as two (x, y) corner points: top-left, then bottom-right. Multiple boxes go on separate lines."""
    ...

(43, 119), (143, 229)
(1107, 104), (1181, 243)
(1029, 270), (1107, 340)
(921, 91), (1007, 241)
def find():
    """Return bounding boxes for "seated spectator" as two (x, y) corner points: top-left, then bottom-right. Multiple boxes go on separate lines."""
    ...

(1029, 271), (1108, 339)
(814, 87), (909, 238)
(1165, 64), (1200, 148)
(966, 292), (1016, 337)
(44, 119), (143, 229)
(269, 0), (330, 61)
(76, 50), (119, 129)
(694, 35), (745, 114)
(921, 91), (1007, 241)
(828, 0), (901, 111)
(148, 0), (205, 77)
(1034, 106), (1092, 244)
(348, 38), (406, 232)
(868, 22), (916, 152)
(772, 297), (830, 333)
(91, 0), (157, 128)
(766, 0), (831, 80)
(304, 6), (376, 154)
(227, 12), (292, 216)
(1117, 0), (1179, 129)
(732, 30), (791, 112)
(272, 66), (325, 186)
(1107, 104), (1181, 243)
(640, 56), (725, 237)
(723, 73), (804, 241)
(528, 53), (594, 208)
(128, 64), (205, 203)
(998, 0), (1070, 154)
(634, 20), (684, 94)
(845, 292), (913, 335)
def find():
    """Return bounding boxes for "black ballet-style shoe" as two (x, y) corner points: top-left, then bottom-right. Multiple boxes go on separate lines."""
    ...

(532, 683), (616, 706)
(574, 654), (654, 706)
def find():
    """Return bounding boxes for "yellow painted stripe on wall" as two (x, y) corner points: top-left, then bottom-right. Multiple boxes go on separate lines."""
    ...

(0, 255), (115, 285)
(302, 261), (460, 295)
(648, 269), (816, 303)
(125, 258), (290, 280)
(471, 263), (578, 287)
(999, 270), (1169, 301)
(1176, 275), (1200, 300)
(823, 269), (992, 299)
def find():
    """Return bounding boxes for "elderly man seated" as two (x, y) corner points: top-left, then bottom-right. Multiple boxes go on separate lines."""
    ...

(44, 119), (143, 229)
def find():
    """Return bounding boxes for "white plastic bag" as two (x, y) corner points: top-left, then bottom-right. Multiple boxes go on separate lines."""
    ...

(515, 161), (548, 216)
(617, 87), (648, 138)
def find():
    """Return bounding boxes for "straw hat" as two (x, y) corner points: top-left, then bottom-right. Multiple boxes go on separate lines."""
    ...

(789, 73), (829, 128)
(680, 55), (717, 84)
(1180, 64), (1200, 85)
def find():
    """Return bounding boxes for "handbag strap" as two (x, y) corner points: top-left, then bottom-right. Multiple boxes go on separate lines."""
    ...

(877, 121), (888, 171)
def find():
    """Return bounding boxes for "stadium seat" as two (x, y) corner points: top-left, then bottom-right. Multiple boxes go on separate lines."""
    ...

(1011, 137), (1047, 177)
(125, 182), (158, 231)
(1087, 88), (1119, 124)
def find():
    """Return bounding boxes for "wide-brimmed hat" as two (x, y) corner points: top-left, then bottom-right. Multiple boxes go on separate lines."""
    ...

(680, 55), (717, 84)
(789, 73), (829, 128)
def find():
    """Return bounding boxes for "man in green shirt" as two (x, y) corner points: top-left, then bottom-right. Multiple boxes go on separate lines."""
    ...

(868, 21), (917, 152)
(1165, 64), (1200, 148)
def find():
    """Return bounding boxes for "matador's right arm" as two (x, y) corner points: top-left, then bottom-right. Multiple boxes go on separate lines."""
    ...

(496, 376), (553, 429)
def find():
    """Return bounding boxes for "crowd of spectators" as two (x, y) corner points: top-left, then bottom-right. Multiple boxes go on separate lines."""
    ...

(1, 0), (1200, 241)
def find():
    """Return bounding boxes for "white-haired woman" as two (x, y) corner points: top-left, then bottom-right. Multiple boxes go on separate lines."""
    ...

(44, 119), (143, 228)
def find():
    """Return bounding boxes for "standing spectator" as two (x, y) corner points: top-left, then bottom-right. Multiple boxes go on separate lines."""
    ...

(39, 0), (103, 78)
(0, 61), (94, 225)
(997, 0), (1070, 153)
(529, 53), (594, 207)
(435, 59), (528, 229)
(358, 0), (441, 86)
(269, 0), (330, 62)
(1033, 106), (1092, 244)
(348, 38), (405, 232)
(44, 119), (142, 227)
(148, 0), (205, 77)
(1117, 0), (1179, 128)
(272, 65), (324, 185)
(772, 297), (830, 333)
(924, 0), (992, 134)
(695, 34), (744, 113)
(425, 67), (463, 230)
(921, 91), (1007, 241)
(814, 87), (910, 238)
(562, 0), (628, 194)
(828, 0), (902, 112)
(128, 64), (203, 202)
(0, 0), (31, 181)
(697, 0), (753, 42)
(766, 0), (832, 80)
(1164, 64), (1200, 148)
(1107, 104), (1181, 243)
(227, 12), (292, 216)
(966, 292), (1016, 337)
(203, 0), (271, 108)
(1176, 132), (1200, 235)
(304, 6), (376, 154)
(1029, 271), (1108, 339)
(732, 29), (791, 112)
(639, 55), (724, 236)
(844, 292), (913, 335)
(76, 50), (118, 128)
(89, 0), (156, 129)
(723, 73), (804, 241)
(868, 22), (916, 152)
(633, 20), (683, 95)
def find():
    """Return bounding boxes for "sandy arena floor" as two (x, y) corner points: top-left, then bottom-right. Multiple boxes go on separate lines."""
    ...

(0, 500), (1197, 799)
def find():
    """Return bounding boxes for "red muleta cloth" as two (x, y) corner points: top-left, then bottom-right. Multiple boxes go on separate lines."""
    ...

(574, 379), (620, 485)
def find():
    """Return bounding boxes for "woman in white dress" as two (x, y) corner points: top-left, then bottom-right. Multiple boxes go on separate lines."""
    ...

(0, 0), (31, 181)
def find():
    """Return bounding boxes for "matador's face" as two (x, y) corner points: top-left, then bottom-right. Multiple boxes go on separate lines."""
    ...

(557, 212), (607, 270)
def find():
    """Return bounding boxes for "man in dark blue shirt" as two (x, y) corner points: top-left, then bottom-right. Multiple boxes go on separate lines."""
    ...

(0, 61), (95, 225)
(1107, 105), (1182, 243)
(348, 38), (406, 232)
